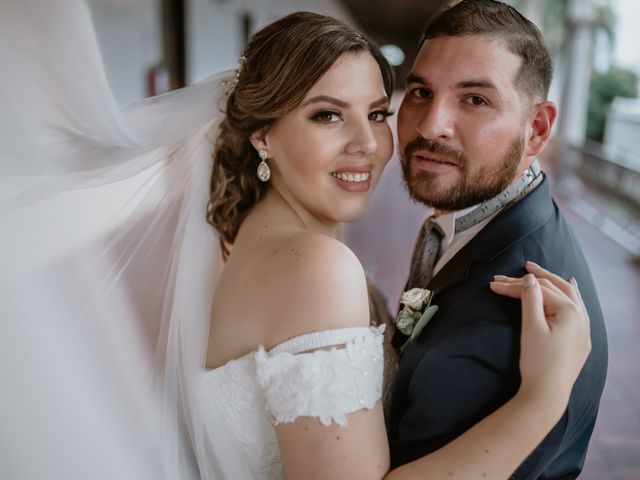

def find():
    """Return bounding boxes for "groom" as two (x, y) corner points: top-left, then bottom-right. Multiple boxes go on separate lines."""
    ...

(387, 1), (608, 478)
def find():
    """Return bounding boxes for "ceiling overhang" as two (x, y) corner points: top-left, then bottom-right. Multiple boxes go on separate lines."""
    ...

(339, 0), (450, 85)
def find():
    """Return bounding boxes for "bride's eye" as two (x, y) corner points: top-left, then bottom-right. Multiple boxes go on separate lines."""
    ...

(465, 95), (488, 106)
(369, 109), (395, 122)
(311, 110), (342, 123)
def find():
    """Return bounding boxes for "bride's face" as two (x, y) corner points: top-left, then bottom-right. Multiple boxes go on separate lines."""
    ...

(261, 51), (393, 226)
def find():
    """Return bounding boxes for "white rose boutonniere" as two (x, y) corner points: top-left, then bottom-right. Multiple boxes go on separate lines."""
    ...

(400, 287), (430, 310)
(395, 288), (438, 352)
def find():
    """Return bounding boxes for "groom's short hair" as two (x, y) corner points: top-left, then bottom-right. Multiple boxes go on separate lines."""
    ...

(420, 0), (552, 101)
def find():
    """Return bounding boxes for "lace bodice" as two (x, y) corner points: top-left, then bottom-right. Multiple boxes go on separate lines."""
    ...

(202, 326), (384, 479)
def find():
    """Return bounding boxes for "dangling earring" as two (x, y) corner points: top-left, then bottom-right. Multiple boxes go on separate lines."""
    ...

(257, 149), (271, 182)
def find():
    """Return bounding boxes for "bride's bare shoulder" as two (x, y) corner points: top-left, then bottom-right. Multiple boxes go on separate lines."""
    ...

(274, 230), (362, 274)
(259, 230), (370, 345)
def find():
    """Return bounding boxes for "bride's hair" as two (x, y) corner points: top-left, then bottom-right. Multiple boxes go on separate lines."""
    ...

(207, 11), (394, 257)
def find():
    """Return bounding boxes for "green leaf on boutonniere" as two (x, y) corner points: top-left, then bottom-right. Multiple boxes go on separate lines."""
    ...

(409, 305), (439, 342)
(400, 304), (439, 353)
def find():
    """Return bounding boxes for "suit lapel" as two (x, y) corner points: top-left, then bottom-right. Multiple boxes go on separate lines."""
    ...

(426, 177), (554, 295)
(427, 241), (472, 294)
(470, 177), (554, 261)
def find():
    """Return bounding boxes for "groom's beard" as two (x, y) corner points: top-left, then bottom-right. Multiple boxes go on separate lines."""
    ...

(400, 134), (524, 212)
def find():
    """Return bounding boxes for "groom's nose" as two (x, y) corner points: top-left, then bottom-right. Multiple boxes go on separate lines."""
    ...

(415, 99), (455, 141)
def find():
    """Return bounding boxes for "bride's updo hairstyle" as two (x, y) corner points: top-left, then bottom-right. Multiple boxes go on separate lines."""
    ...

(207, 11), (393, 257)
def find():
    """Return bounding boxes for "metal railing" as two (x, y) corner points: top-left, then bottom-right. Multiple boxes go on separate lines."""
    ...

(576, 141), (640, 212)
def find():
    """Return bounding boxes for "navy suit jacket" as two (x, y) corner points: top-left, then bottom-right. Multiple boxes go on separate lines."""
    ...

(388, 177), (608, 479)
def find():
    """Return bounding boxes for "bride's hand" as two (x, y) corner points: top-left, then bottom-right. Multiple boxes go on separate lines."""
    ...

(490, 261), (591, 410)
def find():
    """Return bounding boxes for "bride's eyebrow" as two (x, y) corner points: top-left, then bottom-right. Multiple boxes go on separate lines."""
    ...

(303, 95), (389, 108)
(369, 96), (390, 108)
(303, 95), (349, 108)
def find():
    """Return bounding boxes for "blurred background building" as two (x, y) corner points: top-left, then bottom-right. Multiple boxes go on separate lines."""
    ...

(86, 0), (639, 478)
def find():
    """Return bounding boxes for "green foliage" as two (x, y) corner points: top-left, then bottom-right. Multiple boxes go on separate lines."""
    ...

(587, 67), (638, 142)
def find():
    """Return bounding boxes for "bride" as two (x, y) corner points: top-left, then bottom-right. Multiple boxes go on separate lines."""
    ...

(0, 3), (590, 480)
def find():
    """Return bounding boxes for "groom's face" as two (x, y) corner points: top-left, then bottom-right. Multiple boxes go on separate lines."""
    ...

(397, 34), (532, 212)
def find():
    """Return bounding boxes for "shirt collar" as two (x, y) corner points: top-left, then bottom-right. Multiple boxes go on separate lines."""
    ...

(432, 204), (479, 245)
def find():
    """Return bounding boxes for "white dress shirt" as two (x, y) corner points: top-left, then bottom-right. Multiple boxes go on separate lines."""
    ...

(430, 205), (501, 277)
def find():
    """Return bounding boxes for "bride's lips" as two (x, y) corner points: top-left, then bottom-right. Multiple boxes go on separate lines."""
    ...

(412, 152), (460, 173)
(330, 165), (373, 193)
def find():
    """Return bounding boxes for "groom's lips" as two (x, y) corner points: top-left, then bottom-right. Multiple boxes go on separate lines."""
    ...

(412, 152), (460, 173)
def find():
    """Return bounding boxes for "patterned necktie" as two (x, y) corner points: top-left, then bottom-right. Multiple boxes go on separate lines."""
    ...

(406, 159), (543, 289)
(407, 220), (444, 288)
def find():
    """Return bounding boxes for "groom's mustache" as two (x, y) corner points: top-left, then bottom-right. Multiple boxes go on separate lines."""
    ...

(402, 137), (467, 168)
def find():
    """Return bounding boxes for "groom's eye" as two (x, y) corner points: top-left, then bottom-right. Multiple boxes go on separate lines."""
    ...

(410, 87), (432, 99)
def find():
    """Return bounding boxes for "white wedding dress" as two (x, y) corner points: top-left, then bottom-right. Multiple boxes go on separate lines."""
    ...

(203, 326), (384, 479)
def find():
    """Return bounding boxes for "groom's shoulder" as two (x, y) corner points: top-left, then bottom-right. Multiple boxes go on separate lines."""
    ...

(458, 197), (599, 324)
(439, 200), (585, 318)
(473, 183), (578, 263)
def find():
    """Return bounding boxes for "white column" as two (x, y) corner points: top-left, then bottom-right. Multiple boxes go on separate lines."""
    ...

(555, 0), (598, 185)
(517, 0), (545, 29)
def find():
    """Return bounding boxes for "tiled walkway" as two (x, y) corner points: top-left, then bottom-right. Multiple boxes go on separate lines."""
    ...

(560, 203), (640, 480)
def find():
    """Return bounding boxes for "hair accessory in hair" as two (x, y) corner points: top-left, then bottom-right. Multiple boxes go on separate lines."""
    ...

(234, 56), (247, 85)
(222, 55), (248, 96)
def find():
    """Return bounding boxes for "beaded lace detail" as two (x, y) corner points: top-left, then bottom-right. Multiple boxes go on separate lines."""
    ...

(256, 326), (384, 427)
(202, 326), (384, 479)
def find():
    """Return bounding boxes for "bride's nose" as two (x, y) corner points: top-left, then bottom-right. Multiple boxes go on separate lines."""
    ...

(344, 119), (378, 156)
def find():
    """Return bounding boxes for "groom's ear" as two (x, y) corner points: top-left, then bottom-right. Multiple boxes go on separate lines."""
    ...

(525, 101), (557, 157)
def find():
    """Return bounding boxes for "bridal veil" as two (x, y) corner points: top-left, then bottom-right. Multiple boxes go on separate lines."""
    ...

(0, 1), (254, 478)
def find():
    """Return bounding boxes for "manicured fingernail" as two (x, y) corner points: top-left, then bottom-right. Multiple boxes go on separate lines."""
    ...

(526, 261), (540, 268)
(570, 277), (583, 297)
(523, 274), (537, 287)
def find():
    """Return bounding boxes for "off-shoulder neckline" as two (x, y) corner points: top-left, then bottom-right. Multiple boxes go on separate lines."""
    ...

(204, 326), (382, 374)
